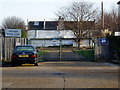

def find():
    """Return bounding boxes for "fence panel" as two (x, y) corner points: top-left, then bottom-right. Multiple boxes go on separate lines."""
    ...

(0, 37), (28, 61)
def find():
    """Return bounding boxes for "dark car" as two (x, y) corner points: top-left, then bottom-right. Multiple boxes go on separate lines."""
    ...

(11, 45), (38, 66)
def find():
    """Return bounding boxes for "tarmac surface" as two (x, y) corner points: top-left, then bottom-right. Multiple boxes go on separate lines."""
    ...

(39, 50), (92, 61)
(1, 61), (119, 89)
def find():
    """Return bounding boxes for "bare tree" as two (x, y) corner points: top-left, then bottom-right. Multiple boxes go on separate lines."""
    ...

(96, 7), (118, 36)
(56, 1), (97, 48)
(2, 16), (27, 37)
(104, 8), (118, 33)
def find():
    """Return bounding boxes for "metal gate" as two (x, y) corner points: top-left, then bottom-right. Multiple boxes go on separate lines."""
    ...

(35, 38), (94, 61)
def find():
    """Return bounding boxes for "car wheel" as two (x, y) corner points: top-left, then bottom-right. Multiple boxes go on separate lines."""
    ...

(34, 63), (38, 66)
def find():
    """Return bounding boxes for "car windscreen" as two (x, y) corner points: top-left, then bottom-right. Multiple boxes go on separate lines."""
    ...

(16, 46), (35, 51)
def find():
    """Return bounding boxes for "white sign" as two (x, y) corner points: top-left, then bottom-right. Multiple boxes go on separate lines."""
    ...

(5, 29), (21, 37)
(115, 32), (120, 36)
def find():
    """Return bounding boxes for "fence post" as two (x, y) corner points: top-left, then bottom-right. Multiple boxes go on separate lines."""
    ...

(4, 38), (6, 61)
(0, 37), (2, 60)
(2, 38), (5, 61)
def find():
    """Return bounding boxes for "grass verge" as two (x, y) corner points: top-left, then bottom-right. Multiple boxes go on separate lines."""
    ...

(75, 49), (95, 60)
(37, 51), (46, 57)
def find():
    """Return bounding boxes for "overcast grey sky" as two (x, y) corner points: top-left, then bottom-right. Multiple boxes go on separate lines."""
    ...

(0, 0), (119, 25)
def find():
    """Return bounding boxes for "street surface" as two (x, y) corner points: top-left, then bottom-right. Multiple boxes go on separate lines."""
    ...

(1, 61), (119, 88)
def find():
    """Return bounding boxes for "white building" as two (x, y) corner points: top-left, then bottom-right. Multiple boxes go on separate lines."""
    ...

(27, 20), (94, 47)
(27, 29), (76, 47)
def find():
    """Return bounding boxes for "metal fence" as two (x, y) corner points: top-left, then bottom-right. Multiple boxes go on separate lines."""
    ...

(0, 37), (28, 61)
(108, 36), (120, 60)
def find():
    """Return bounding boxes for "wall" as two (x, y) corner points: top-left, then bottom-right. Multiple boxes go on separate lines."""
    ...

(30, 39), (74, 47)
(80, 39), (93, 48)
(27, 30), (75, 39)
(28, 30), (93, 48)
(94, 38), (110, 60)
(30, 39), (93, 48)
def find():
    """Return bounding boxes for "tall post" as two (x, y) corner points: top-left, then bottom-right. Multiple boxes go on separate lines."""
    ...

(101, 1), (104, 30)
(117, 1), (120, 32)
(116, 1), (120, 62)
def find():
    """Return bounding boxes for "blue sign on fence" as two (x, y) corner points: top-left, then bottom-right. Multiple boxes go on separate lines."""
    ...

(98, 38), (109, 45)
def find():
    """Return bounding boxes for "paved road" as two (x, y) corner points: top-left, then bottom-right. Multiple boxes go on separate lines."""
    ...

(1, 61), (119, 89)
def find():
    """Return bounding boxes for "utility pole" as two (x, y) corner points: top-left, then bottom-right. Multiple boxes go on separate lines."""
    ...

(117, 1), (120, 32)
(114, 1), (120, 36)
(101, 1), (104, 30)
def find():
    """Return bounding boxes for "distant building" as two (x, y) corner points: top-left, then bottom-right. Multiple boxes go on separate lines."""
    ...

(27, 19), (95, 47)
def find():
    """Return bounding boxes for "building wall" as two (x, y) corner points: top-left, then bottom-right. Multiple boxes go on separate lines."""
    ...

(27, 30), (75, 39)
(30, 39), (93, 48)
(30, 39), (74, 47)
(80, 40), (93, 47)
(27, 30), (36, 38)
(28, 30), (93, 48)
